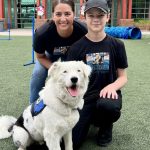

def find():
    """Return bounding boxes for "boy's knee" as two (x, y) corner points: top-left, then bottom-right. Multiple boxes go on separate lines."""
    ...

(96, 97), (122, 123)
(96, 97), (121, 112)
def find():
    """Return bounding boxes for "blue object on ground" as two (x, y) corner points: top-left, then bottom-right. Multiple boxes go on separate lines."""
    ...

(105, 26), (142, 39)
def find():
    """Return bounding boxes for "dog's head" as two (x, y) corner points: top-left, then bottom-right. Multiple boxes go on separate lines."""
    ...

(47, 61), (91, 107)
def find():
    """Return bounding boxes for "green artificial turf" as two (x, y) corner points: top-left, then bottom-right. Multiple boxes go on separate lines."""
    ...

(0, 35), (150, 150)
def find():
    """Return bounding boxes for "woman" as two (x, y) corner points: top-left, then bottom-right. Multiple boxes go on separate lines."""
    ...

(30, 0), (87, 103)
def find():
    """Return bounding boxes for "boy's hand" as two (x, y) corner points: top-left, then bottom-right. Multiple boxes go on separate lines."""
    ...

(99, 84), (118, 99)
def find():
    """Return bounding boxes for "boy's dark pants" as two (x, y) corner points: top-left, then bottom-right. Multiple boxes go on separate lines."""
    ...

(72, 95), (122, 149)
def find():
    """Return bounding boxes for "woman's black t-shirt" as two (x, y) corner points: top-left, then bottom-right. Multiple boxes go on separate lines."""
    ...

(33, 20), (87, 62)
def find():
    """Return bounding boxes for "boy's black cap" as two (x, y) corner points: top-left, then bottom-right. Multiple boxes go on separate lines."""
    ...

(84, 0), (110, 14)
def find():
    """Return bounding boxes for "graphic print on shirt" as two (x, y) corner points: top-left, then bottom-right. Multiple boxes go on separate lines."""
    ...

(53, 46), (70, 56)
(53, 46), (70, 61)
(86, 52), (109, 72)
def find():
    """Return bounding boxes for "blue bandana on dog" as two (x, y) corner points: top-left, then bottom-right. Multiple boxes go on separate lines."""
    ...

(31, 98), (46, 117)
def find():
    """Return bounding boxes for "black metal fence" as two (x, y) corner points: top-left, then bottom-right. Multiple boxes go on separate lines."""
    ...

(132, 0), (150, 20)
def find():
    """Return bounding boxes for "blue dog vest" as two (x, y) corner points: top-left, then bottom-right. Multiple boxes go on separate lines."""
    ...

(31, 98), (46, 117)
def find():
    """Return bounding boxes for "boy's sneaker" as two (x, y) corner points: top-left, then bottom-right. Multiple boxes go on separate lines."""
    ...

(97, 124), (113, 147)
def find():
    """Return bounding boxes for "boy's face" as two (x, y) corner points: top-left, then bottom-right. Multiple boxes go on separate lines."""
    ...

(85, 8), (110, 33)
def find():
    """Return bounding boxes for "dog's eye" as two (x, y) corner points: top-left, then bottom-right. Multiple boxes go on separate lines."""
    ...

(77, 70), (81, 72)
(63, 70), (67, 73)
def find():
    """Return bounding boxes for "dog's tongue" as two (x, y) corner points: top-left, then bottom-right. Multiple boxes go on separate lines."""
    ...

(68, 88), (78, 97)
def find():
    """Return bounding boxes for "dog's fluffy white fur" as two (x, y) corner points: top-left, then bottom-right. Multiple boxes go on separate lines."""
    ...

(0, 61), (91, 150)
(0, 116), (17, 139)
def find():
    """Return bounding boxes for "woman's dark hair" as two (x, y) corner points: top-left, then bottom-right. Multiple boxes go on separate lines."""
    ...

(52, 0), (75, 12)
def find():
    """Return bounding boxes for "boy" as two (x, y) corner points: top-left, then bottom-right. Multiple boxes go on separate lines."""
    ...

(67, 0), (128, 148)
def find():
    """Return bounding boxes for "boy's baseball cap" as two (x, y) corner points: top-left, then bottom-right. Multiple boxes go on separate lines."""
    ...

(84, 0), (110, 14)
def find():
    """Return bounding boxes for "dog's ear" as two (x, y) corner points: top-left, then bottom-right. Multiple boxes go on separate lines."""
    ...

(48, 62), (60, 77)
(80, 61), (92, 77)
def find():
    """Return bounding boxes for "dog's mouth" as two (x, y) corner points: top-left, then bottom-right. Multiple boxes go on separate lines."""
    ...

(67, 85), (79, 97)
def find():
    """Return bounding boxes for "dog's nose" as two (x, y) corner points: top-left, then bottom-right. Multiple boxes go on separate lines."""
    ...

(71, 77), (78, 83)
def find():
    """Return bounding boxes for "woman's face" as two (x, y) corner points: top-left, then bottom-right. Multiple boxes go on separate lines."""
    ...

(52, 3), (74, 33)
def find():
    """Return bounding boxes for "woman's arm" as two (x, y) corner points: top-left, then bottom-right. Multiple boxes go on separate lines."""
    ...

(36, 52), (53, 69)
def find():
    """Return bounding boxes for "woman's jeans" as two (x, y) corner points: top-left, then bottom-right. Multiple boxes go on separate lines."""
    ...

(29, 59), (48, 103)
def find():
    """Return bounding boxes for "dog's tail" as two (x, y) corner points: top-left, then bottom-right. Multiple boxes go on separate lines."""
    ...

(0, 115), (17, 139)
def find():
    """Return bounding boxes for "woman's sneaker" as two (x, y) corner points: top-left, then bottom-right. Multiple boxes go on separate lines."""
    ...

(97, 124), (113, 147)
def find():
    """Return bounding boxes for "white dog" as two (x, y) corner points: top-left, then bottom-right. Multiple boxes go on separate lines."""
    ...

(0, 61), (91, 150)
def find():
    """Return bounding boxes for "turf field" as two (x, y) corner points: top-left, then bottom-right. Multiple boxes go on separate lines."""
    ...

(0, 35), (150, 150)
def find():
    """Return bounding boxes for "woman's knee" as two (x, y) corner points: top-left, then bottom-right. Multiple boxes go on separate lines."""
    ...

(29, 61), (48, 103)
(31, 61), (48, 83)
